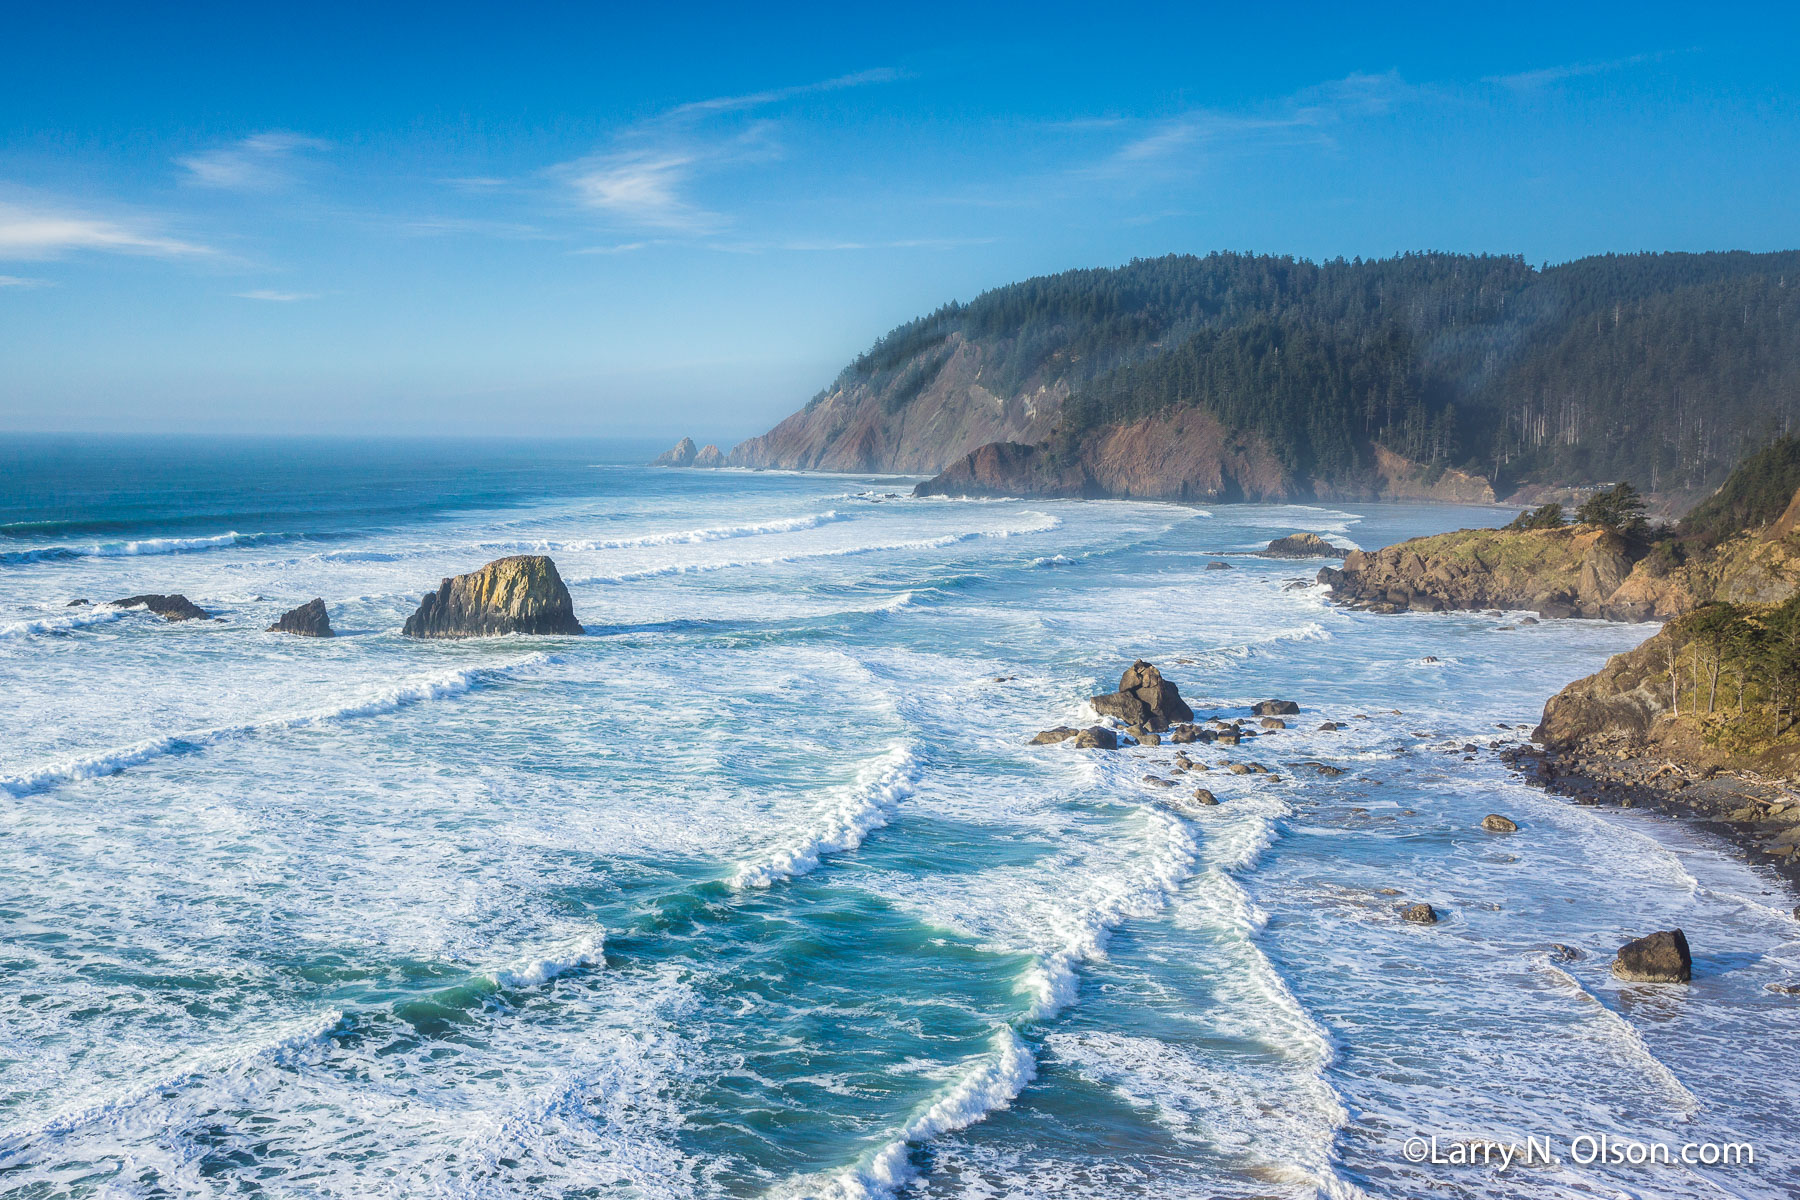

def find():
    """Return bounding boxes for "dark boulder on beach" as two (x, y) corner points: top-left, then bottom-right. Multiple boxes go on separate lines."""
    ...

(1091, 660), (1195, 731)
(111, 594), (210, 621)
(1612, 928), (1691, 982)
(1262, 532), (1345, 559)
(1253, 699), (1299, 716)
(403, 555), (583, 639)
(268, 598), (334, 637)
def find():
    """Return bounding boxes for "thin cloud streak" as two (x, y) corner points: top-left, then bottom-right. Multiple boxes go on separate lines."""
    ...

(178, 132), (329, 190)
(235, 289), (318, 301)
(1484, 53), (1658, 91)
(0, 274), (48, 287)
(1095, 70), (1423, 176)
(0, 201), (213, 260)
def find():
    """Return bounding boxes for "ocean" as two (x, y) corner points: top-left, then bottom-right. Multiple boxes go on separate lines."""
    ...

(1, 436), (1795, 1198)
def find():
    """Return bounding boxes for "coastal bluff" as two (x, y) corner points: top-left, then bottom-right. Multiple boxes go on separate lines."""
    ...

(403, 555), (584, 639)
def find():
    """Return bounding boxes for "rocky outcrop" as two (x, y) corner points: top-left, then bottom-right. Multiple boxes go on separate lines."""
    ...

(1319, 524), (1658, 620)
(1262, 533), (1344, 559)
(730, 331), (1069, 474)
(1090, 660), (1195, 731)
(403, 555), (583, 639)
(915, 409), (1297, 502)
(111, 594), (209, 621)
(692, 443), (726, 468)
(1613, 929), (1691, 982)
(1402, 902), (1439, 925)
(651, 438), (698, 467)
(1535, 627), (1678, 748)
(268, 598), (333, 637)
(1481, 814), (1519, 833)
(1321, 509), (1800, 622)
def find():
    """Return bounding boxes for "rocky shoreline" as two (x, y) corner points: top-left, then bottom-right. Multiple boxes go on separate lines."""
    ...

(1502, 741), (1800, 895)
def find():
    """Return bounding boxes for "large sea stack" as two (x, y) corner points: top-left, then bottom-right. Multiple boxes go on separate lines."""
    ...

(1091, 660), (1195, 731)
(402, 555), (583, 639)
(268, 598), (334, 637)
(651, 438), (698, 467)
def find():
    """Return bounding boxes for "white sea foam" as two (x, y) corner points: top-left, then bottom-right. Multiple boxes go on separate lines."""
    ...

(0, 653), (549, 798)
(483, 932), (608, 990)
(0, 608), (128, 641)
(487, 510), (847, 553)
(575, 516), (1062, 586)
(0, 530), (273, 565)
(817, 1028), (1037, 1199)
(1020, 807), (1200, 1020)
(730, 744), (919, 889)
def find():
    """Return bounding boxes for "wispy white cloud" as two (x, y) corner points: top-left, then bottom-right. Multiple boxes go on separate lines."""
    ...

(555, 68), (898, 234)
(1096, 70), (1423, 176)
(1484, 53), (1658, 92)
(234, 289), (317, 301)
(0, 273), (48, 287)
(0, 200), (212, 260)
(665, 68), (903, 118)
(573, 240), (656, 255)
(178, 132), (329, 190)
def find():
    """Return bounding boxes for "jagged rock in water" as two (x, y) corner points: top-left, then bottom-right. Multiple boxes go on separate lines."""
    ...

(651, 438), (698, 467)
(1613, 928), (1691, 982)
(1261, 717), (1287, 730)
(1402, 902), (1439, 925)
(1481, 814), (1519, 833)
(1253, 699), (1299, 716)
(267, 598), (334, 637)
(66, 598), (89, 607)
(1091, 660), (1195, 731)
(1189, 788), (1218, 806)
(692, 443), (726, 468)
(1262, 532), (1345, 559)
(403, 555), (583, 639)
(1030, 726), (1079, 745)
(1205, 561), (1233, 570)
(111, 594), (209, 621)
(1073, 726), (1118, 750)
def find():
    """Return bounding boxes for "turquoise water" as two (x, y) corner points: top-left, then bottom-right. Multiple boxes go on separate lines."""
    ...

(0, 438), (1796, 1198)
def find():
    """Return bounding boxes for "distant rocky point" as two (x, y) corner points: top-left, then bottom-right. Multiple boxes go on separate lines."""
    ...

(650, 437), (726, 468)
(268, 598), (333, 637)
(110, 594), (209, 621)
(403, 555), (583, 639)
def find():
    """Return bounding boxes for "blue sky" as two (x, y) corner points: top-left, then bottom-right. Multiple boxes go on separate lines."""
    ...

(3, 1), (1796, 441)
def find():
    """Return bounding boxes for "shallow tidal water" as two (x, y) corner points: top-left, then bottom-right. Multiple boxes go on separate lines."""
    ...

(1, 437), (1796, 1198)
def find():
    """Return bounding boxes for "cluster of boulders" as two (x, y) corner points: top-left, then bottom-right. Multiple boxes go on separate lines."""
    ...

(1028, 657), (1709, 985)
(85, 554), (587, 643)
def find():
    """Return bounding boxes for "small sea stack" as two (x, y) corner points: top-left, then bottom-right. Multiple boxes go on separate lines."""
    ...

(1262, 533), (1345, 559)
(403, 555), (583, 639)
(268, 598), (334, 638)
(692, 443), (726, 467)
(110, 594), (210, 621)
(1612, 928), (1692, 983)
